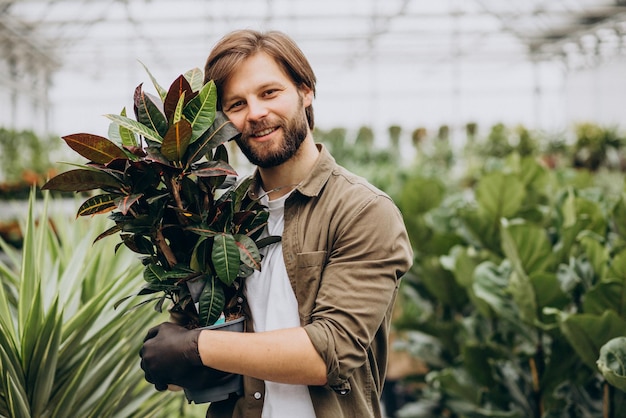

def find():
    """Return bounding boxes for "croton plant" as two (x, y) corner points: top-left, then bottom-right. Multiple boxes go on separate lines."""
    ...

(43, 67), (276, 328)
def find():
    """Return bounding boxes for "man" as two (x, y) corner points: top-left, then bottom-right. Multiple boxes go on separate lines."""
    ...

(140, 29), (413, 418)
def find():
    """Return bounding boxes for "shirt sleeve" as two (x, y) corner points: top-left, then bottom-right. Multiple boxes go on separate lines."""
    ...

(303, 193), (413, 391)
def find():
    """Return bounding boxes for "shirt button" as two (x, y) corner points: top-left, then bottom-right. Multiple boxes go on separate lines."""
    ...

(253, 392), (262, 400)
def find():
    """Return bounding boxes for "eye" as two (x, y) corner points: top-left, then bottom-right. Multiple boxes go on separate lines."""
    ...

(226, 100), (245, 112)
(262, 89), (279, 98)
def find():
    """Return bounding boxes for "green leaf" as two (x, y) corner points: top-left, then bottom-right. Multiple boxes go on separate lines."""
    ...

(118, 107), (139, 147)
(184, 67), (204, 92)
(185, 111), (240, 166)
(530, 272), (569, 312)
(42, 169), (123, 192)
(172, 91), (185, 124)
(198, 277), (225, 327)
(183, 80), (217, 142)
(612, 197), (626, 239)
(77, 194), (118, 216)
(140, 60), (168, 101)
(161, 119), (192, 162)
(105, 113), (163, 144)
(134, 84), (168, 137)
(475, 172), (525, 219)
(579, 234), (609, 281)
(583, 280), (626, 318)
(212, 233), (240, 286)
(597, 336), (626, 393)
(30, 299), (62, 417)
(608, 248), (626, 280)
(62, 133), (128, 164)
(508, 269), (537, 325)
(559, 310), (626, 370)
(500, 219), (554, 276)
(18, 192), (39, 347)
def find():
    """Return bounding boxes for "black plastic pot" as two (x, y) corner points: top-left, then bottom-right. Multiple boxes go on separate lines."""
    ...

(184, 316), (245, 404)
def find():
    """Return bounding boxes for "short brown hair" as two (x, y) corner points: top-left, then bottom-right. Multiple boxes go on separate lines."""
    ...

(204, 29), (317, 129)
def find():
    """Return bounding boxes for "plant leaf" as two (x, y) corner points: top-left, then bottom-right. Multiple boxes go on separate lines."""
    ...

(105, 114), (163, 144)
(185, 111), (240, 165)
(62, 133), (127, 164)
(161, 119), (192, 162)
(77, 194), (118, 216)
(140, 60), (168, 101)
(164, 75), (195, 123)
(116, 193), (144, 215)
(191, 160), (237, 178)
(117, 107), (139, 147)
(183, 80), (217, 142)
(134, 84), (168, 137)
(184, 67), (204, 92)
(198, 277), (225, 327)
(42, 169), (123, 192)
(475, 172), (525, 219)
(597, 336), (626, 393)
(212, 233), (240, 286)
(235, 234), (261, 270)
(172, 91), (185, 124)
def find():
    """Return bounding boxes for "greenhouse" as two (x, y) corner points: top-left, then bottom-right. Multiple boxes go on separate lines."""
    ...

(1, 0), (626, 417)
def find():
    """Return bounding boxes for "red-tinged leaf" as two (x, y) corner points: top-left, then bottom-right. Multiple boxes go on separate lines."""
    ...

(77, 194), (118, 216)
(134, 84), (168, 137)
(62, 133), (127, 164)
(185, 225), (218, 237)
(164, 75), (196, 123)
(191, 160), (237, 178)
(235, 234), (261, 270)
(117, 193), (144, 215)
(41, 169), (122, 192)
(93, 224), (123, 243)
(161, 119), (192, 162)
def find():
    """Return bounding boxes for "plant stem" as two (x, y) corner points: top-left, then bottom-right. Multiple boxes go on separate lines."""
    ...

(170, 176), (184, 210)
(155, 228), (177, 268)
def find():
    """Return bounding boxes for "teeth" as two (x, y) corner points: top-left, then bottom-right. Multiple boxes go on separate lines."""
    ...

(254, 128), (275, 137)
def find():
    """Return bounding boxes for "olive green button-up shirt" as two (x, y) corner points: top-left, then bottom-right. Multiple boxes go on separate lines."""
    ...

(208, 144), (413, 418)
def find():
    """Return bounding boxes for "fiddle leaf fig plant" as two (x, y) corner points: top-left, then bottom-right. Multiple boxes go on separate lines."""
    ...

(42, 67), (274, 328)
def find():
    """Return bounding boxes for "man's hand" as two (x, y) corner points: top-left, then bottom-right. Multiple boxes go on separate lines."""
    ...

(139, 322), (229, 391)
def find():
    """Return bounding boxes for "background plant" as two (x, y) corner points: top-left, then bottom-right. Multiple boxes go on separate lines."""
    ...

(394, 152), (626, 417)
(0, 192), (206, 418)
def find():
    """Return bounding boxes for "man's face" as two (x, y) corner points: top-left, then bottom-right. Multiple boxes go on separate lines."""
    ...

(221, 52), (313, 168)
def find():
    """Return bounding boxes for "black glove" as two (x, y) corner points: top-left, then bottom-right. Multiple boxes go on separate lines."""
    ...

(139, 322), (229, 391)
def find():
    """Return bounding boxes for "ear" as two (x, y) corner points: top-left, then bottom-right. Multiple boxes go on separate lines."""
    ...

(300, 86), (314, 107)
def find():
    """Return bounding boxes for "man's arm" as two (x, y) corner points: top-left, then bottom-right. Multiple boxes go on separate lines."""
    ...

(198, 326), (327, 386)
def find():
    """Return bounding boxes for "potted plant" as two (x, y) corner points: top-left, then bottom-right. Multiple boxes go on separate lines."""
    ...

(42, 67), (276, 402)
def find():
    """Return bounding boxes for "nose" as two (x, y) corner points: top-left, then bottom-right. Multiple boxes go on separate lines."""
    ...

(246, 98), (268, 122)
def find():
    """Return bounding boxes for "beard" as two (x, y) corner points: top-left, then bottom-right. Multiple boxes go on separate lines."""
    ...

(236, 99), (309, 169)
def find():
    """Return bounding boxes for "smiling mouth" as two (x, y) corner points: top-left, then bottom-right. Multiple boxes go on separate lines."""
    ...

(252, 127), (278, 138)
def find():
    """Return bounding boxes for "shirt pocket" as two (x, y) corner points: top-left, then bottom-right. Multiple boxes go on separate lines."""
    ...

(295, 251), (326, 324)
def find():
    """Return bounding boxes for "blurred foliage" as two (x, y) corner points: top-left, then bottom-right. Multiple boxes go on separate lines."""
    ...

(0, 128), (62, 186)
(0, 192), (208, 417)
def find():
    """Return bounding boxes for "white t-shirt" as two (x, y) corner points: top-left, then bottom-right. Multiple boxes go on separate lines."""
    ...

(245, 191), (316, 418)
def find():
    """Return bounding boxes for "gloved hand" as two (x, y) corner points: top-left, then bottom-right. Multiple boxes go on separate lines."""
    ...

(139, 322), (230, 391)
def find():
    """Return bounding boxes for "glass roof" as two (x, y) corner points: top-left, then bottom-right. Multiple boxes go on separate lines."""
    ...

(1, 0), (625, 137)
